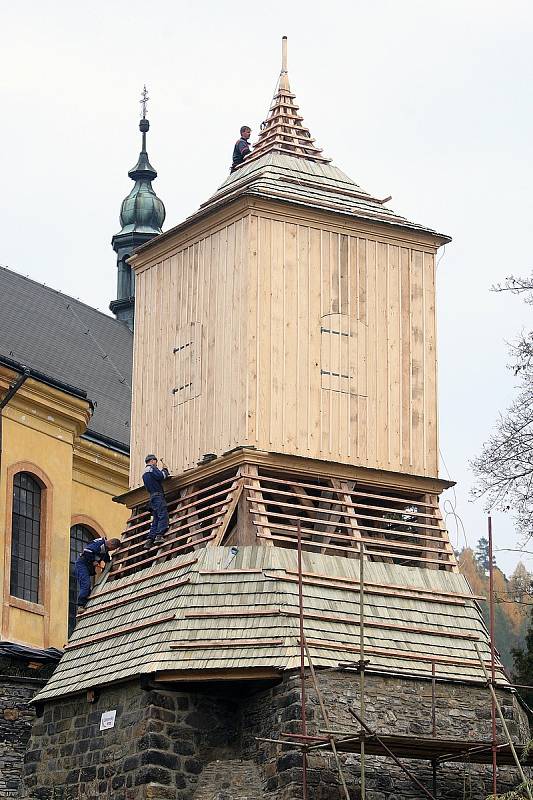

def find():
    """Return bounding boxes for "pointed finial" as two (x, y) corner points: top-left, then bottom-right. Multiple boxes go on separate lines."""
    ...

(139, 86), (150, 150)
(140, 85), (149, 120)
(280, 36), (290, 91)
(237, 37), (330, 167)
(282, 36), (288, 74)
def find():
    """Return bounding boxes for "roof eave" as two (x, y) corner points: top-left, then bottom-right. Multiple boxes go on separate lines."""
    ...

(81, 430), (130, 455)
(130, 191), (450, 273)
(0, 354), (90, 405)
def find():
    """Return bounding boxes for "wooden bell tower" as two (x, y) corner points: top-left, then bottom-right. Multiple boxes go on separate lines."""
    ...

(122, 37), (455, 575)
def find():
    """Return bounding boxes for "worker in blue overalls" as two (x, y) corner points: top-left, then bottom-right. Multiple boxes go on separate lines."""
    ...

(142, 454), (170, 549)
(75, 537), (121, 614)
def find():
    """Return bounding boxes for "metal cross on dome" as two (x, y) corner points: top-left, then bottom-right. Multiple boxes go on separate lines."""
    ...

(140, 85), (149, 119)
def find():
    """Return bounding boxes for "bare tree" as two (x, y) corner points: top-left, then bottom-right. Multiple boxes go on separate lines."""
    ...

(471, 273), (533, 545)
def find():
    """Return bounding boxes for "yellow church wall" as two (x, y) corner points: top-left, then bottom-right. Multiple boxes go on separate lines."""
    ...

(0, 369), (129, 650)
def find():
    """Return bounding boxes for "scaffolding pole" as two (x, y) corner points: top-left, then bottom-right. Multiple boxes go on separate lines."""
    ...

(265, 513), (532, 800)
(348, 707), (437, 800)
(359, 541), (366, 799)
(474, 642), (533, 800)
(431, 660), (438, 797)
(303, 640), (351, 800)
(488, 516), (498, 798)
(296, 522), (308, 800)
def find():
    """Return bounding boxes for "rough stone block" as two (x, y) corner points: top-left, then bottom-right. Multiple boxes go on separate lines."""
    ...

(135, 766), (173, 786)
(143, 785), (178, 799)
(137, 733), (172, 752)
(140, 749), (180, 770)
(183, 757), (202, 775)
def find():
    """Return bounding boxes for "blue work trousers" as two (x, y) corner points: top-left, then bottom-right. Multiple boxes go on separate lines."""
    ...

(75, 559), (93, 607)
(148, 493), (169, 541)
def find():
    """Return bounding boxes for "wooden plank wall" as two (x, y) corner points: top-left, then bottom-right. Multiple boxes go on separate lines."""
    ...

(130, 218), (249, 483)
(247, 214), (438, 478)
(131, 209), (438, 484)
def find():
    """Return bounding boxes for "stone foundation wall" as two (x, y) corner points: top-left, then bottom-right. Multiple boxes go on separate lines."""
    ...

(0, 675), (44, 799)
(21, 671), (532, 800)
(245, 671), (531, 800)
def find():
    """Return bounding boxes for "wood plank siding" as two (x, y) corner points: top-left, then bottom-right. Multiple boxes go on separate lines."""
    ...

(131, 205), (439, 484)
(132, 216), (249, 482)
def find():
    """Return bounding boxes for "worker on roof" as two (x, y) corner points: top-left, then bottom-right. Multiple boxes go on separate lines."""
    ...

(231, 125), (252, 172)
(143, 454), (171, 549)
(76, 537), (121, 614)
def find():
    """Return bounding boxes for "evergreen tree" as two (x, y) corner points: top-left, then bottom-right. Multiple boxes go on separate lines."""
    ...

(475, 536), (495, 572)
(511, 605), (533, 721)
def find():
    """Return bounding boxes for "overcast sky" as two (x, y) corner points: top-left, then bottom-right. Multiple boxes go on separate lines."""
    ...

(2, 1), (532, 575)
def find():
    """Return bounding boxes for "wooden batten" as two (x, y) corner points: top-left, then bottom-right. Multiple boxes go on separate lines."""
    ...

(110, 453), (457, 578)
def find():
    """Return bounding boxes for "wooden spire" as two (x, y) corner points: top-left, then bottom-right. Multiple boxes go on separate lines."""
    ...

(242, 37), (331, 167)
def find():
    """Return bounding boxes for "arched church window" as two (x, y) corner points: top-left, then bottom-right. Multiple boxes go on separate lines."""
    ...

(68, 524), (97, 635)
(10, 472), (43, 603)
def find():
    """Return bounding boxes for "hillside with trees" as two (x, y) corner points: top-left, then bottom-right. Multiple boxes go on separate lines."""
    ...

(458, 539), (532, 672)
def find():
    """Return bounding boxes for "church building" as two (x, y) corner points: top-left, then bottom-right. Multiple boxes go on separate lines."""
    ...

(0, 100), (165, 797)
(21, 40), (532, 800)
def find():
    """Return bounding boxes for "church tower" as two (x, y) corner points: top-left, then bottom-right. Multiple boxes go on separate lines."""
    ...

(26, 41), (530, 800)
(126, 37), (453, 560)
(110, 87), (165, 331)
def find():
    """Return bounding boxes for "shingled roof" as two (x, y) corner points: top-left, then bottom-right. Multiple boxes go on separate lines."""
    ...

(0, 266), (132, 450)
(199, 152), (449, 240)
(34, 545), (504, 703)
(136, 42), (449, 261)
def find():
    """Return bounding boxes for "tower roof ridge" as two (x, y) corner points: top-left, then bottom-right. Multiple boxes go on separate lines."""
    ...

(241, 36), (331, 168)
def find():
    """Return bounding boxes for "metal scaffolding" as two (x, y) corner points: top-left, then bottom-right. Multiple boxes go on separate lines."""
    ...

(256, 518), (533, 800)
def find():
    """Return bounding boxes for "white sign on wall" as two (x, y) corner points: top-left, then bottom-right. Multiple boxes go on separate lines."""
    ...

(99, 710), (117, 731)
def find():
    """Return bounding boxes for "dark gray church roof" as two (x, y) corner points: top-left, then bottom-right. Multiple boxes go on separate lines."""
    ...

(0, 266), (132, 450)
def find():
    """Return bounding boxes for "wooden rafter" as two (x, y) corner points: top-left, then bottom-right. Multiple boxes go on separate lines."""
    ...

(211, 469), (244, 545)
(245, 464), (273, 544)
(333, 479), (362, 557)
(110, 460), (456, 579)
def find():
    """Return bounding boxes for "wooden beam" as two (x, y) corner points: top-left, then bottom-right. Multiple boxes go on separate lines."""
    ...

(248, 493), (445, 528)
(154, 667), (282, 683)
(114, 523), (220, 568)
(66, 614), (176, 651)
(247, 484), (442, 520)
(83, 577), (190, 617)
(115, 500), (224, 561)
(255, 473), (437, 508)
(184, 607), (280, 619)
(428, 492), (459, 573)
(283, 569), (485, 601)
(92, 558), (197, 597)
(245, 464), (273, 544)
(267, 571), (472, 605)
(253, 520), (449, 554)
(211, 473), (244, 545)
(170, 638), (284, 650)
(183, 607), (479, 641)
(258, 535), (451, 565)
(110, 533), (215, 578)
(304, 636), (506, 674)
(198, 568), (263, 575)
